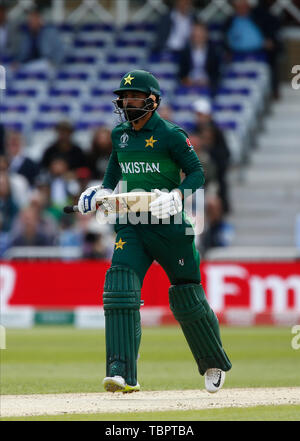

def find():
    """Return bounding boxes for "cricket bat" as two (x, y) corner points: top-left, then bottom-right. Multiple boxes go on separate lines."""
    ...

(63, 191), (157, 214)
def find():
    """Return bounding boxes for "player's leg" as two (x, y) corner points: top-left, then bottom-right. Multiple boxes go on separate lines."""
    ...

(169, 283), (231, 392)
(140, 218), (232, 392)
(103, 225), (153, 393)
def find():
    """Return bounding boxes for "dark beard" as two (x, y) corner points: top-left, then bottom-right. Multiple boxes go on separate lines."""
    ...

(124, 106), (148, 122)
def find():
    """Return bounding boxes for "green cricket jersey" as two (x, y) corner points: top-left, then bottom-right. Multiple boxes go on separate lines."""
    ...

(102, 111), (205, 195)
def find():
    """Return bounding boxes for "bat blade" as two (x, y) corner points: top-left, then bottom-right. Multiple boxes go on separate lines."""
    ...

(96, 191), (157, 213)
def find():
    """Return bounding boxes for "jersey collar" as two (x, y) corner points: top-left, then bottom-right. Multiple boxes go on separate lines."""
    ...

(125, 112), (161, 132)
(142, 111), (161, 131)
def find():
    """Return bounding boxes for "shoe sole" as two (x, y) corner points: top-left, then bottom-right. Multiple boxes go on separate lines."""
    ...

(122, 384), (140, 394)
(103, 379), (140, 394)
(103, 379), (125, 393)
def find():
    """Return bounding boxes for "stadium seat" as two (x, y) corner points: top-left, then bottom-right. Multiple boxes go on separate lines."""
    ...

(2, 19), (271, 167)
(232, 52), (267, 63)
(147, 62), (178, 76)
(13, 70), (49, 81)
(110, 45), (146, 62)
(56, 71), (91, 81)
(122, 22), (157, 32)
(106, 54), (140, 64)
(172, 86), (211, 107)
(221, 80), (265, 116)
(48, 83), (88, 99)
(0, 103), (34, 131)
(73, 38), (107, 48)
(1, 121), (25, 132)
(98, 71), (128, 80)
(79, 23), (115, 32)
(117, 30), (154, 46)
(115, 38), (149, 48)
(65, 55), (98, 65)
(0, 103), (30, 113)
(77, 109), (118, 130)
(38, 101), (79, 122)
(5, 87), (44, 100)
(148, 51), (178, 63)
(81, 102), (114, 113)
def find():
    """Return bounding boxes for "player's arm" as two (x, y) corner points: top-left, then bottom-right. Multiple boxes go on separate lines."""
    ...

(169, 128), (205, 198)
(149, 129), (205, 219)
(102, 149), (122, 191)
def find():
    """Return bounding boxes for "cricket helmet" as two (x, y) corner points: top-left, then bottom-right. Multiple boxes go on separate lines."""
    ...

(113, 70), (161, 123)
(113, 70), (161, 97)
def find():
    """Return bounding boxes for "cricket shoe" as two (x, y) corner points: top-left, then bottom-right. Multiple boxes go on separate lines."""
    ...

(204, 368), (225, 393)
(103, 376), (140, 393)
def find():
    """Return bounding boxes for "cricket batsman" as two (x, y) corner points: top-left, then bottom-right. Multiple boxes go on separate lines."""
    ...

(77, 70), (232, 393)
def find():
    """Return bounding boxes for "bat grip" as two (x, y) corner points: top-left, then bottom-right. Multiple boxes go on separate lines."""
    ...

(63, 205), (79, 214)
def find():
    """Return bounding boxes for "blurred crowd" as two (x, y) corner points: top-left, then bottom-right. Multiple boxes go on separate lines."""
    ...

(0, 0), (283, 258)
(152, 0), (281, 99)
(0, 121), (114, 258)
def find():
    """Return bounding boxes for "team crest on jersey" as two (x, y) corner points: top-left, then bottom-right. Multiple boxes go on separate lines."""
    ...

(119, 133), (129, 148)
(186, 138), (194, 151)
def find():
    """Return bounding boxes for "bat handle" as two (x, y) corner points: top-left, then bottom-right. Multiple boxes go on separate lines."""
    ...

(63, 205), (79, 214)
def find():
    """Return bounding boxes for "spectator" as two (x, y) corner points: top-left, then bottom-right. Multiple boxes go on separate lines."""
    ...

(86, 127), (112, 181)
(189, 132), (217, 189)
(193, 98), (231, 214)
(200, 195), (234, 253)
(178, 21), (222, 96)
(9, 203), (57, 247)
(31, 173), (62, 222)
(29, 189), (59, 239)
(0, 2), (17, 61)
(38, 155), (81, 220)
(158, 104), (173, 121)
(0, 123), (4, 153)
(0, 171), (19, 255)
(223, 0), (282, 99)
(40, 121), (86, 173)
(15, 7), (65, 68)
(83, 232), (109, 259)
(58, 213), (83, 250)
(82, 218), (114, 260)
(151, 0), (197, 57)
(75, 164), (92, 195)
(5, 130), (39, 186)
(0, 171), (19, 232)
(0, 154), (31, 208)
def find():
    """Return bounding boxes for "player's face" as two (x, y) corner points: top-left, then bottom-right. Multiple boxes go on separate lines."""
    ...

(119, 91), (148, 122)
(121, 91), (148, 109)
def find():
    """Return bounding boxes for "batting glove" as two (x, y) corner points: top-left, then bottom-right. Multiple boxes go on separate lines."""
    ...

(149, 189), (183, 219)
(78, 186), (113, 215)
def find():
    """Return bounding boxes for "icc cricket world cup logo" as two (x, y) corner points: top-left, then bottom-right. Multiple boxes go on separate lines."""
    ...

(119, 133), (129, 148)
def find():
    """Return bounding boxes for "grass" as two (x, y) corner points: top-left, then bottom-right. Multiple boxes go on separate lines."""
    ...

(1, 325), (300, 395)
(1, 325), (300, 421)
(1, 405), (300, 421)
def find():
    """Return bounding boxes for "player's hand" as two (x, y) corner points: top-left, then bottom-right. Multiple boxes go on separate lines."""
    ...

(149, 189), (182, 219)
(78, 186), (113, 214)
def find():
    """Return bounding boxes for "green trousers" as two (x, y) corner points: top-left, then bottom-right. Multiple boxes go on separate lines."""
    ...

(104, 213), (232, 383)
(111, 213), (200, 285)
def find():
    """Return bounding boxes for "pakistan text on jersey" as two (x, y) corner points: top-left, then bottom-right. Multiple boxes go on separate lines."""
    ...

(120, 162), (160, 174)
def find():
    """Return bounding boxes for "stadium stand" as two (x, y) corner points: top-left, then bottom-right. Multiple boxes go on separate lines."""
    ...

(0, 6), (270, 165)
(1, 0), (299, 261)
